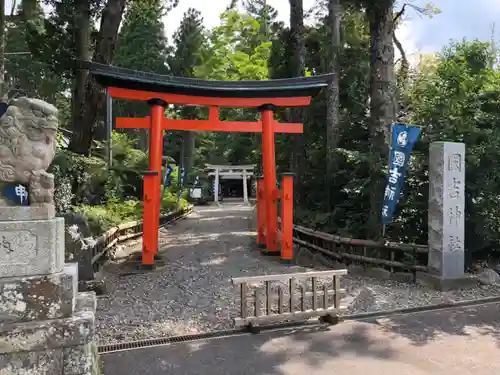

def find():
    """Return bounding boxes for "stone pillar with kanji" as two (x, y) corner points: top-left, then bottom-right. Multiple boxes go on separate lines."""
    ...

(427, 141), (467, 288)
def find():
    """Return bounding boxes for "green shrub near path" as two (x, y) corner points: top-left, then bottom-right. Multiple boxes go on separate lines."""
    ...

(51, 131), (189, 235)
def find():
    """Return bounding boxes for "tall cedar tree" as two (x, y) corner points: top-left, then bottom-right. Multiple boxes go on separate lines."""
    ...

(113, 0), (169, 150)
(365, 0), (397, 238)
(168, 8), (206, 176)
(288, 0), (306, 198)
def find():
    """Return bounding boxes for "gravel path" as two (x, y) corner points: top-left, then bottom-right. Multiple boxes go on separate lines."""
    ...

(96, 202), (500, 345)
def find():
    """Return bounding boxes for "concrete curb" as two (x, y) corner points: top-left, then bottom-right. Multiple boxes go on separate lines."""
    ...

(343, 295), (500, 321)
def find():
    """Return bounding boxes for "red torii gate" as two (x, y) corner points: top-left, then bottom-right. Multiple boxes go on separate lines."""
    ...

(82, 61), (331, 268)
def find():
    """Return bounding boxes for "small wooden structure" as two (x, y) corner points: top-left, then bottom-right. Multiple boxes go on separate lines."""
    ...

(206, 164), (254, 203)
(231, 269), (347, 329)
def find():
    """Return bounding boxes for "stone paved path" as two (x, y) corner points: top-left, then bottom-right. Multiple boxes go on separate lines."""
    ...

(96, 202), (311, 345)
(102, 301), (500, 375)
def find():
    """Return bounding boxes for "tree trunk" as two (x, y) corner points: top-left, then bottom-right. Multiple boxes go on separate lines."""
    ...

(20, 0), (37, 21)
(138, 130), (149, 152)
(71, 0), (90, 147)
(288, 0), (306, 196)
(393, 32), (409, 120)
(393, 32), (408, 86)
(68, 0), (127, 155)
(325, 0), (341, 209)
(367, 1), (397, 239)
(182, 131), (195, 179)
(179, 106), (197, 179)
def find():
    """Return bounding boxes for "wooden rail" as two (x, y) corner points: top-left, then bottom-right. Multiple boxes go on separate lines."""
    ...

(273, 212), (428, 277)
(78, 205), (193, 282)
(292, 224), (428, 275)
(232, 269), (347, 329)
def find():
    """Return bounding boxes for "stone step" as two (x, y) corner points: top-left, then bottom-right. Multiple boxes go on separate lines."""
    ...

(0, 292), (98, 375)
(0, 217), (64, 278)
(0, 264), (78, 325)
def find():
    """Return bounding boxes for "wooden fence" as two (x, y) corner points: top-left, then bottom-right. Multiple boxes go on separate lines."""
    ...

(292, 224), (428, 280)
(231, 269), (347, 330)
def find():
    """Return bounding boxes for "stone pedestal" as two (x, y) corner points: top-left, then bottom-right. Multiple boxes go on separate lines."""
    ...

(0, 205), (99, 374)
(426, 142), (472, 290)
(0, 217), (65, 278)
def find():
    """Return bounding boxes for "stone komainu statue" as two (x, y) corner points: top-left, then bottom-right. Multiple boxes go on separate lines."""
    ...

(0, 97), (59, 206)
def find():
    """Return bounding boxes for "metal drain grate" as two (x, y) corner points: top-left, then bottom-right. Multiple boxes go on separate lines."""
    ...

(99, 297), (500, 354)
(98, 328), (245, 354)
(97, 319), (328, 354)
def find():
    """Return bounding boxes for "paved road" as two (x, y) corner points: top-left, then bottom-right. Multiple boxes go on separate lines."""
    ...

(102, 301), (500, 375)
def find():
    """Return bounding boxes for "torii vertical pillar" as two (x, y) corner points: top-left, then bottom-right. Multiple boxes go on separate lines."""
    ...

(242, 170), (248, 204)
(214, 167), (220, 203)
(260, 104), (279, 253)
(142, 98), (166, 267)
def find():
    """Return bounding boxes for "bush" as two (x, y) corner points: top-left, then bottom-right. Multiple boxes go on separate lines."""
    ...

(50, 132), (150, 211)
(49, 150), (105, 212)
(50, 131), (190, 234)
(74, 194), (189, 235)
(74, 198), (141, 235)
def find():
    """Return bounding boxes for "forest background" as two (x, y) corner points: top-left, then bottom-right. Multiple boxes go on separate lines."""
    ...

(3, 0), (500, 264)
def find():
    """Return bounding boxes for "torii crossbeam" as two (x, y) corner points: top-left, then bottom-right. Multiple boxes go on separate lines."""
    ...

(81, 60), (331, 268)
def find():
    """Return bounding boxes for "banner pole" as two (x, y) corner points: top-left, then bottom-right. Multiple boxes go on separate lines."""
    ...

(388, 123), (394, 169)
(382, 123), (395, 238)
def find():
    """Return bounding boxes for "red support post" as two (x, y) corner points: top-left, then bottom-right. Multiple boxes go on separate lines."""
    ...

(256, 177), (266, 246)
(142, 99), (166, 267)
(280, 174), (294, 261)
(260, 104), (279, 254)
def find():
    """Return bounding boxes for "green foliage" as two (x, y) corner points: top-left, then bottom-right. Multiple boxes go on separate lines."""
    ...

(49, 150), (104, 212)
(51, 130), (188, 234)
(112, 0), (170, 147)
(5, 3), (68, 101)
(13, 0), (500, 263)
(394, 41), (500, 258)
(168, 8), (206, 78)
(74, 198), (141, 234)
(74, 194), (189, 235)
(194, 10), (271, 80)
(190, 10), (273, 167)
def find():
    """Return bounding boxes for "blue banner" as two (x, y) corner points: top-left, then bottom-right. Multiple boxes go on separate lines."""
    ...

(164, 165), (173, 187)
(381, 123), (421, 226)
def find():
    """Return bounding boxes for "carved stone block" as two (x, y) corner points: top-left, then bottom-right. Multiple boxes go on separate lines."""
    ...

(0, 293), (98, 374)
(0, 348), (64, 375)
(0, 271), (75, 325)
(428, 142), (465, 279)
(0, 204), (55, 221)
(0, 218), (64, 278)
(64, 262), (79, 311)
(0, 292), (96, 355)
(63, 342), (99, 375)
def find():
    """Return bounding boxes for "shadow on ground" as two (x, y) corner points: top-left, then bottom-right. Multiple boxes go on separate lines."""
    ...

(101, 203), (500, 374)
(103, 302), (500, 374)
(103, 323), (395, 375)
(373, 301), (500, 347)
